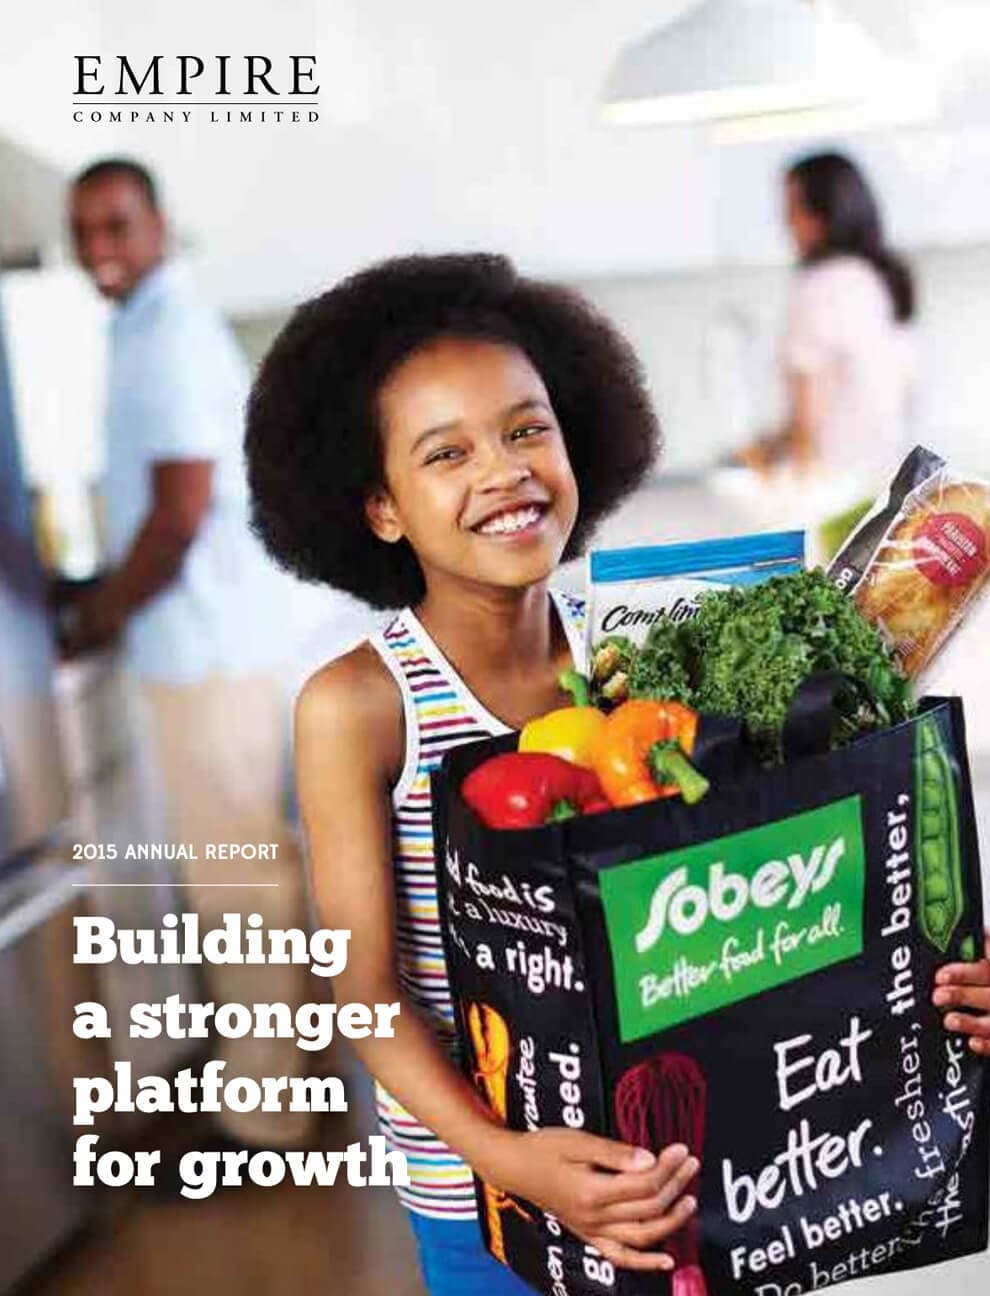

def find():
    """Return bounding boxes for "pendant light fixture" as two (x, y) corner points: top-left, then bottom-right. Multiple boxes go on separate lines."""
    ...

(602, 0), (937, 138)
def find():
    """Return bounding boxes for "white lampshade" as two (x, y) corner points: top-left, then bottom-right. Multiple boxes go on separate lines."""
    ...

(602, 0), (932, 132)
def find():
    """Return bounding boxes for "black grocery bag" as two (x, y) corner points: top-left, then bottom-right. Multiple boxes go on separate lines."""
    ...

(432, 699), (989, 1296)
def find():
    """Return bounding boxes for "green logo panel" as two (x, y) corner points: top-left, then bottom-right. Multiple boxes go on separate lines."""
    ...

(600, 797), (866, 1042)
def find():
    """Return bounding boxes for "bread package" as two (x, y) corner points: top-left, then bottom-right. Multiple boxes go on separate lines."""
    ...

(829, 446), (990, 680)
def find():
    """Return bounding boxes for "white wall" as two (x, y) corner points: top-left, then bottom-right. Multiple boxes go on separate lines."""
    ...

(20, 241), (982, 493)
(234, 240), (990, 477)
(1, 268), (107, 486)
(576, 243), (990, 474)
(3, 1), (990, 317)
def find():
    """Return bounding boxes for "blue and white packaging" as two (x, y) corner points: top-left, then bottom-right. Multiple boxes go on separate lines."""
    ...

(586, 530), (805, 656)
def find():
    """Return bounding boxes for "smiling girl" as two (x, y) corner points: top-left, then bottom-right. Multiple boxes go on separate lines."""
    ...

(245, 254), (699, 1292)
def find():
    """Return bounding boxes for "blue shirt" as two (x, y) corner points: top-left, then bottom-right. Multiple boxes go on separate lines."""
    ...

(104, 260), (283, 683)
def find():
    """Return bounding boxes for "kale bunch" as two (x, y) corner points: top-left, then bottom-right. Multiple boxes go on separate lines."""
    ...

(627, 619), (694, 705)
(625, 568), (914, 763)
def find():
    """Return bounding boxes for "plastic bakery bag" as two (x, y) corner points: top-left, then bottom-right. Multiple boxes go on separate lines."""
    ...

(828, 446), (990, 682)
(433, 701), (988, 1296)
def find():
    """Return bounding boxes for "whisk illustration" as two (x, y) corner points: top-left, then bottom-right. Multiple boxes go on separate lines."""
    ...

(465, 1000), (531, 1263)
(615, 1053), (708, 1296)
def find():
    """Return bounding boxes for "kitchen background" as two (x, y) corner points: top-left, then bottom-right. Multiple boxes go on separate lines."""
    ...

(0, 1), (988, 1294)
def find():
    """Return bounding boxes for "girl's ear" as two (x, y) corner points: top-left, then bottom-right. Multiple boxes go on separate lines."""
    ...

(364, 487), (404, 544)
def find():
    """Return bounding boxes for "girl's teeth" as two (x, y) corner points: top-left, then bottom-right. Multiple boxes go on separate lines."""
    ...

(480, 507), (541, 535)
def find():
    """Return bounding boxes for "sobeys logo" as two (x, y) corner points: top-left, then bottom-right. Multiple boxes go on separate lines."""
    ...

(601, 797), (865, 1041)
(634, 840), (847, 951)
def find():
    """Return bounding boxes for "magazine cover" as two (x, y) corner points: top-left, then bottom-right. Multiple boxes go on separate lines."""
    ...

(1, 4), (988, 1295)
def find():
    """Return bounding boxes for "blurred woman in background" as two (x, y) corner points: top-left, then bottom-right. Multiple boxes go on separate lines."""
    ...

(743, 151), (918, 544)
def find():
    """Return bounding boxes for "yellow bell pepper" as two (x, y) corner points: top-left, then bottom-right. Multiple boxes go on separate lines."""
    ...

(519, 670), (607, 769)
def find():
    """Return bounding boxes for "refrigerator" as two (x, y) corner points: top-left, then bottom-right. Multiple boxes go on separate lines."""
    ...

(0, 284), (92, 1289)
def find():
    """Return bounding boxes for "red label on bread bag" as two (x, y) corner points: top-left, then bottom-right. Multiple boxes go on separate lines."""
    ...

(915, 512), (987, 587)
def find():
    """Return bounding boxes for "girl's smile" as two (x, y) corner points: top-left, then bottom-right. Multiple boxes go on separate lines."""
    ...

(471, 501), (549, 539)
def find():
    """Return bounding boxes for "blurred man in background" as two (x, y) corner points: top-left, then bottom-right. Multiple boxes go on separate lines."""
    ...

(67, 158), (317, 1159)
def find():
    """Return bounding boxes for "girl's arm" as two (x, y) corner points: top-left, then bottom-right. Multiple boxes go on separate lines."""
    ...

(296, 647), (699, 1274)
(933, 931), (990, 1056)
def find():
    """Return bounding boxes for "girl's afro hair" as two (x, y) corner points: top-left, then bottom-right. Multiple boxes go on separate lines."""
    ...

(245, 252), (660, 609)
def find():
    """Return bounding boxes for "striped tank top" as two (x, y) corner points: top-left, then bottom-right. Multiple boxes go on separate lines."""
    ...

(369, 588), (586, 1219)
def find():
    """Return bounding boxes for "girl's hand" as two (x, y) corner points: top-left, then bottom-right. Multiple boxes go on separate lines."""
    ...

(932, 931), (990, 1057)
(488, 1126), (699, 1273)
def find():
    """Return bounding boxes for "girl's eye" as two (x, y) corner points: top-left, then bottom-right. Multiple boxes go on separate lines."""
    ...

(423, 446), (465, 466)
(509, 423), (548, 442)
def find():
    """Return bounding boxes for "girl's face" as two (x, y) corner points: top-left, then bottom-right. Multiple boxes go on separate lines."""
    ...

(367, 336), (579, 596)
(785, 175), (827, 259)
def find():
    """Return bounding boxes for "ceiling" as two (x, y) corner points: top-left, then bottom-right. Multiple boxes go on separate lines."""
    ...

(3, 0), (990, 313)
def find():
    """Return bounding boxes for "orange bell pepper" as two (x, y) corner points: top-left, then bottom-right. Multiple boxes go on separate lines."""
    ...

(518, 670), (607, 769)
(592, 699), (710, 808)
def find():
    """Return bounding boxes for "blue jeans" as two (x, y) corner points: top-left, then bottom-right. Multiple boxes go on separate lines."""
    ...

(408, 1213), (536, 1295)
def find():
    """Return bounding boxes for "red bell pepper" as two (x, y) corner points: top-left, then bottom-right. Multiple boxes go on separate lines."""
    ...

(462, 752), (611, 830)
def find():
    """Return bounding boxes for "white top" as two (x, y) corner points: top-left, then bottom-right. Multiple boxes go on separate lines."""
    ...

(781, 255), (918, 491)
(104, 260), (286, 683)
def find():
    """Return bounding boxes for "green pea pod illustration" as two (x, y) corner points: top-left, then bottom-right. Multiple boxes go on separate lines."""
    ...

(914, 714), (965, 952)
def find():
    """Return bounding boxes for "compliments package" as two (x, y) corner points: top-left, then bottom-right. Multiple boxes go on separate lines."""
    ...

(587, 531), (805, 653)
(433, 701), (989, 1296)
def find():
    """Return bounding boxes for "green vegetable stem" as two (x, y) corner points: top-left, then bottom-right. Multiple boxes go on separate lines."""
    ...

(914, 714), (965, 953)
(648, 740), (711, 806)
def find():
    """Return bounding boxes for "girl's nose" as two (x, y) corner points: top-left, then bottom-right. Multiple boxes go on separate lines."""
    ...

(485, 463), (532, 491)
(477, 443), (532, 492)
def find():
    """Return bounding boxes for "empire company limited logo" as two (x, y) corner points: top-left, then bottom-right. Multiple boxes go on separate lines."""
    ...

(72, 55), (320, 126)
(599, 797), (866, 1041)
